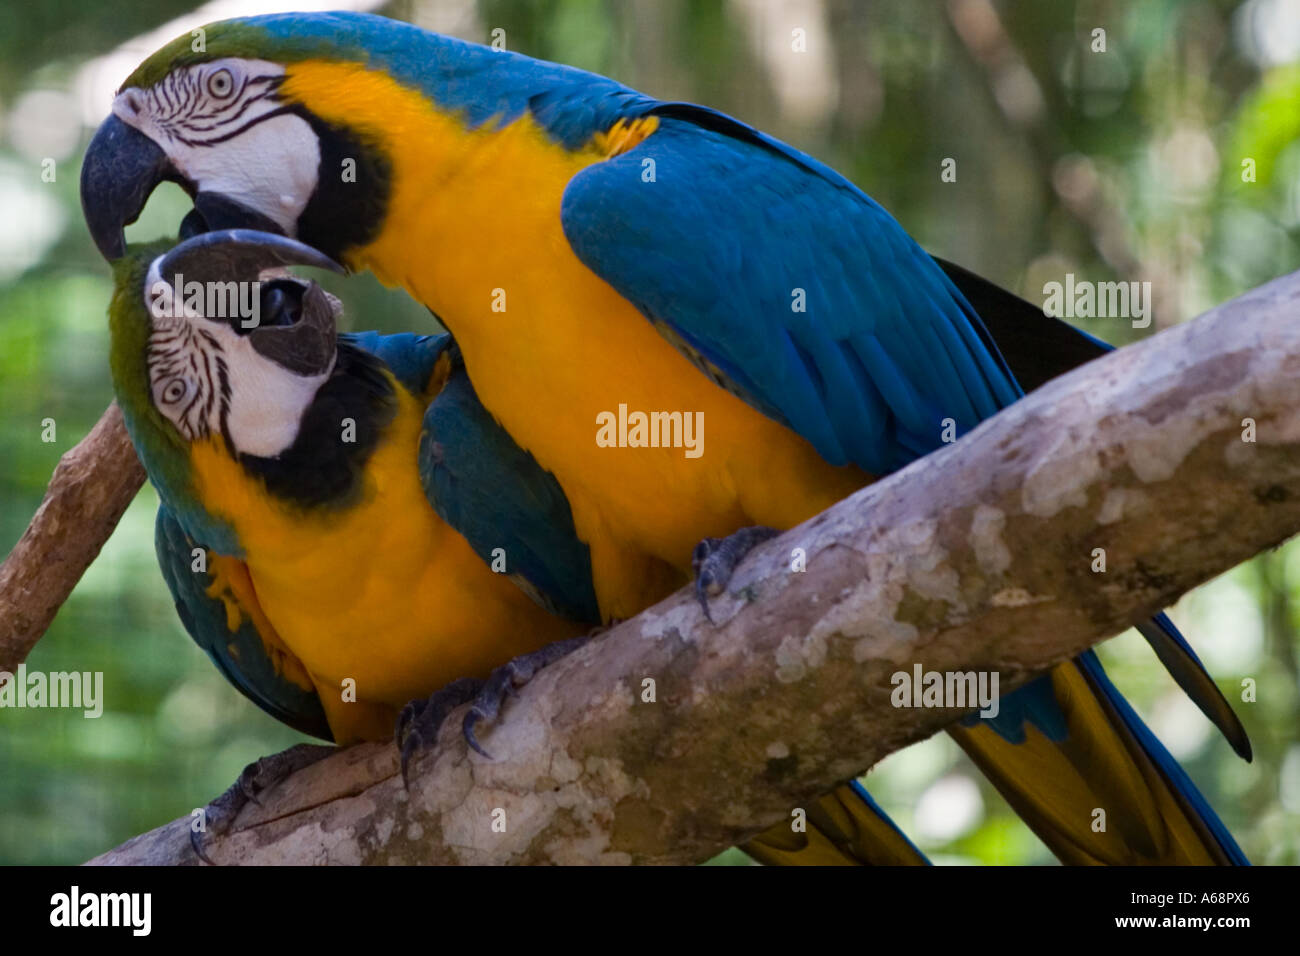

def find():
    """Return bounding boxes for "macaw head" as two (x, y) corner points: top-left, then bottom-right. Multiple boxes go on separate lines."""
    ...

(110, 229), (344, 465)
(82, 14), (398, 265)
(80, 12), (635, 266)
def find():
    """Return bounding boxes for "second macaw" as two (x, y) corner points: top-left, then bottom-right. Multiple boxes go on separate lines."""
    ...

(81, 12), (1251, 864)
(106, 229), (600, 745)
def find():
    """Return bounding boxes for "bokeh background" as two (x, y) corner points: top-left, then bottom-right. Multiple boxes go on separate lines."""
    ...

(1, 0), (1298, 865)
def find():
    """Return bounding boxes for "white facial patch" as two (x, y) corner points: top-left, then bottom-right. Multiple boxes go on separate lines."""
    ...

(143, 254), (334, 458)
(114, 58), (321, 235)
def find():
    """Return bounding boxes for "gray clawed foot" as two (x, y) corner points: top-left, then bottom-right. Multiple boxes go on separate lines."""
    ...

(396, 676), (484, 788)
(463, 635), (593, 759)
(692, 525), (779, 623)
(191, 742), (335, 865)
(396, 634), (599, 778)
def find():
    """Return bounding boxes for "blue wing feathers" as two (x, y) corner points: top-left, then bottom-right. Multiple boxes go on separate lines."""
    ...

(341, 330), (446, 394)
(562, 118), (1018, 474)
(559, 99), (1249, 860)
(342, 331), (601, 625)
(420, 361), (600, 625)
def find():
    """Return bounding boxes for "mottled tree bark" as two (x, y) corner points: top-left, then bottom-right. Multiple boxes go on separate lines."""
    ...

(0, 402), (145, 674)
(87, 270), (1300, 865)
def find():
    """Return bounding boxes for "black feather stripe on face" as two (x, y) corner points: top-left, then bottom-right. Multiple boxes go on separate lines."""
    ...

(147, 319), (229, 442)
(292, 109), (393, 263)
(144, 65), (287, 149)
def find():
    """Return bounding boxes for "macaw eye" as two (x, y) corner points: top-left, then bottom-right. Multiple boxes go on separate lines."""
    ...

(207, 69), (234, 99)
(161, 379), (189, 404)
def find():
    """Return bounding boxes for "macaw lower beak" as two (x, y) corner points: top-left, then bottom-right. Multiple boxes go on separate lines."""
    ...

(80, 115), (173, 261)
(81, 115), (289, 261)
(155, 229), (345, 377)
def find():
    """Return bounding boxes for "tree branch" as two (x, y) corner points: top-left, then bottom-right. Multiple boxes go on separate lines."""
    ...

(81, 270), (1300, 865)
(0, 402), (145, 674)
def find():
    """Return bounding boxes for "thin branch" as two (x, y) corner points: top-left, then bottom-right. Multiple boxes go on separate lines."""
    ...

(0, 403), (145, 674)
(90, 270), (1300, 865)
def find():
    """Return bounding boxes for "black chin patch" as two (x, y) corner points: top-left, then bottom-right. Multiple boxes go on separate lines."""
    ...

(178, 208), (208, 241)
(238, 343), (396, 508)
(191, 192), (285, 237)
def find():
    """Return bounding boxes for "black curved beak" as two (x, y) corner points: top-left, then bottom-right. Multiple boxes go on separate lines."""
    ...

(155, 230), (344, 377)
(156, 229), (344, 285)
(81, 114), (174, 261)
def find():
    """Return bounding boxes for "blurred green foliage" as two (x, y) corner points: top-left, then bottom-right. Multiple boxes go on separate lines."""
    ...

(0, 0), (1297, 865)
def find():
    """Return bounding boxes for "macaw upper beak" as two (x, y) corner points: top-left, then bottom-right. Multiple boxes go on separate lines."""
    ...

(81, 114), (174, 261)
(155, 228), (344, 283)
(82, 114), (293, 261)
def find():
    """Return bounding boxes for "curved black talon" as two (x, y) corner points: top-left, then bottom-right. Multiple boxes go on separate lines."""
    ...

(398, 637), (595, 774)
(465, 634), (593, 759)
(238, 772), (263, 806)
(692, 525), (780, 623)
(462, 666), (516, 759)
(191, 825), (218, 866)
(190, 742), (334, 865)
(396, 676), (484, 788)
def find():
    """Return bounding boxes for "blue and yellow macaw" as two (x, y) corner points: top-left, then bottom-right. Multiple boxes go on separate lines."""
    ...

(105, 229), (599, 744)
(82, 12), (1251, 865)
(101, 227), (924, 865)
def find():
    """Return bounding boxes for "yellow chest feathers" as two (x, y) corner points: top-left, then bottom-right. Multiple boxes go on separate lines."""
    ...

(187, 380), (575, 711)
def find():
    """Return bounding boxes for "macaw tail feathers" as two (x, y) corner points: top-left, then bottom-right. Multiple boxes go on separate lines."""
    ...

(742, 781), (930, 866)
(1137, 612), (1252, 761)
(950, 655), (1248, 865)
(933, 254), (1112, 393)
